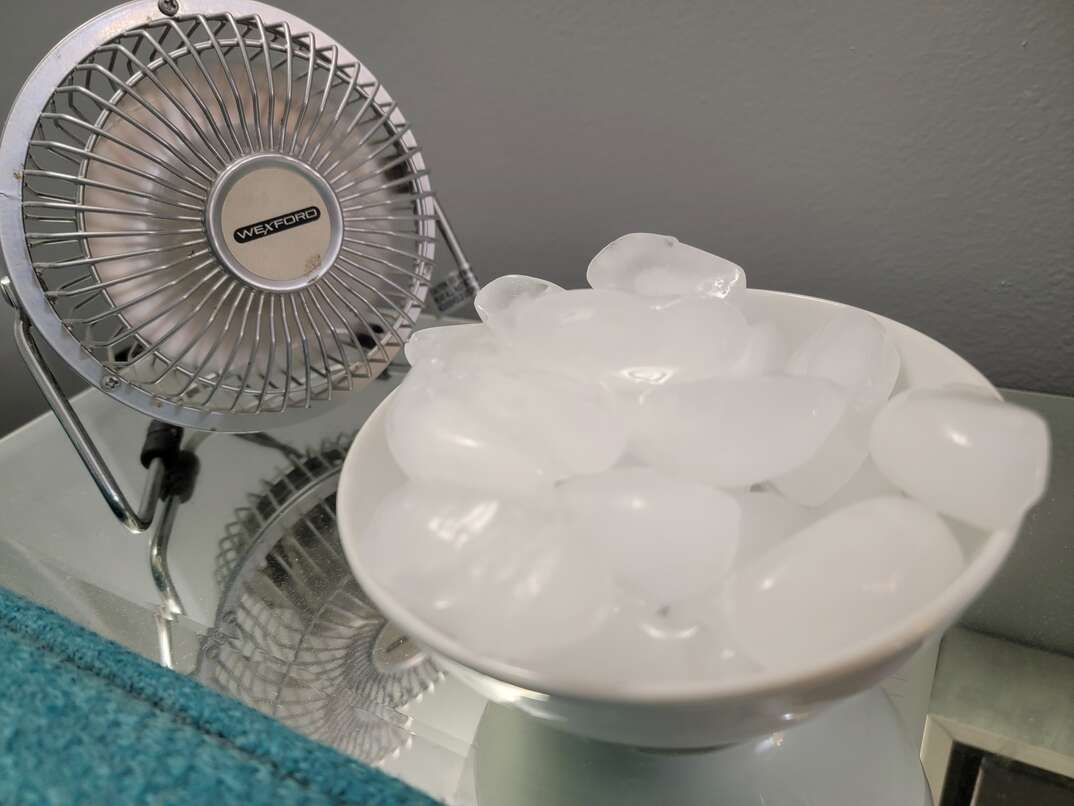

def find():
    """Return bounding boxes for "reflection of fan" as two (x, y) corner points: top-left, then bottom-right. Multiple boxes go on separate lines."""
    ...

(199, 434), (440, 765)
(0, 1), (476, 532)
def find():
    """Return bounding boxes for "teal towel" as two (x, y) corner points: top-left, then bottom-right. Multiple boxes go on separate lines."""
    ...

(0, 585), (439, 805)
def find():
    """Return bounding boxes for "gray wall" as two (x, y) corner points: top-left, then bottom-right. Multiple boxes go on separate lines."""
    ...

(1, 0), (1071, 436)
(962, 390), (1074, 656)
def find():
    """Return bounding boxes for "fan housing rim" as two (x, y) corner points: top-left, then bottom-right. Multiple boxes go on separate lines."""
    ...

(0, 0), (434, 432)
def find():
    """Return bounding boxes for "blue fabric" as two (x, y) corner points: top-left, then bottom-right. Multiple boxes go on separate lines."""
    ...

(0, 585), (439, 805)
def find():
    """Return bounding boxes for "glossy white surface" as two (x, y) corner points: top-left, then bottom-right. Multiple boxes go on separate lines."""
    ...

(338, 290), (1021, 748)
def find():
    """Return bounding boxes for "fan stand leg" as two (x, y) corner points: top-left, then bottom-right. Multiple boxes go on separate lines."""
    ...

(12, 314), (166, 533)
(431, 199), (480, 315)
(151, 494), (184, 669)
(148, 448), (199, 668)
(149, 492), (184, 616)
(10, 312), (194, 668)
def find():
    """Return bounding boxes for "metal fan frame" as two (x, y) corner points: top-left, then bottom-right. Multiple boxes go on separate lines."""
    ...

(0, 0), (476, 532)
(0, 0), (454, 432)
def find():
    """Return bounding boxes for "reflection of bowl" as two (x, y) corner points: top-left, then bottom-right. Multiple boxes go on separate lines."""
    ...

(338, 289), (1019, 749)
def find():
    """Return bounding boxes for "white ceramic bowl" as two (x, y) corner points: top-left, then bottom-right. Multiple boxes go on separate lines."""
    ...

(337, 289), (1020, 749)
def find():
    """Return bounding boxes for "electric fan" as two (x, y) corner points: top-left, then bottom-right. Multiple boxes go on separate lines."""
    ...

(0, 0), (476, 533)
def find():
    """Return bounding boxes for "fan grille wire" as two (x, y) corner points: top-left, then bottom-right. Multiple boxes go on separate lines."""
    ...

(20, 12), (434, 419)
(202, 434), (441, 764)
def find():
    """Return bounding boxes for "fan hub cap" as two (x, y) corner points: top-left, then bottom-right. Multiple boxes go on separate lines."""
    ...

(206, 154), (342, 292)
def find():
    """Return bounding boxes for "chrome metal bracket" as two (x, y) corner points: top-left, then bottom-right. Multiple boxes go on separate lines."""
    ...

(150, 492), (185, 668)
(431, 199), (480, 315)
(8, 298), (165, 534)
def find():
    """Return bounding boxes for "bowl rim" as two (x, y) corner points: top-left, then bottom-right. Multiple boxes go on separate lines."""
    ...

(337, 289), (1021, 705)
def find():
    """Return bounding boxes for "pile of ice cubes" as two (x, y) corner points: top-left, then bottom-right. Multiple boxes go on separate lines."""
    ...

(360, 233), (1050, 685)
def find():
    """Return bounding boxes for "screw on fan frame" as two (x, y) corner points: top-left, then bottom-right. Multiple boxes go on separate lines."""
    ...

(0, 0), (477, 533)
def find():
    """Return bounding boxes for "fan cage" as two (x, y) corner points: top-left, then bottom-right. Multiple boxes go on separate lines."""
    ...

(201, 434), (441, 764)
(12, 6), (434, 427)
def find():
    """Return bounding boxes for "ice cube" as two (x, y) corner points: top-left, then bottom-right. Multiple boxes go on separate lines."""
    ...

(559, 467), (740, 606)
(729, 321), (789, 376)
(359, 482), (614, 659)
(788, 309), (901, 413)
(387, 360), (627, 493)
(587, 233), (746, 302)
(773, 417), (868, 506)
(869, 386), (1050, 530)
(775, 310), (901, 504)
(722, 496), (964, 669)
(549, 600), (760, 687)
(505, 288), (645, 380)
(733, 490), (813, 564)
(656, 612), (762, 683)
(507, 288), (750, 388)
(474, 274), (563, 336)
(638, 600), (763, 683)
(650, 295), (752, 377)
(357, 481), (505, 603)
(404, 322), (496, 367)
(632, 375), (846, 487)
(815, 458), (903, 516)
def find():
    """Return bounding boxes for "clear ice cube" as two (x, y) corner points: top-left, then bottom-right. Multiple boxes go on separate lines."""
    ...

(733, 490), (813, 565)
(776, 310), (902, 504)
(773, 417), (868, 506)
(404, 322), (497, 367)
(559, 467), (740, 606)
(507, 288), (750, 388)
(722, 496), (964, 669)
(359, 482), (614, 660)
(729, 321), (789, 376)
(474, 274), (563, 336)
(788, 308), (900, 413)
(387, 360), (627, 493)
(587, 233), (746, 302)
(815, 458), (904, 517)
(631, 375), (846, 487)
(869, 386), (1050, 530)
(548, 599), (760, 687)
